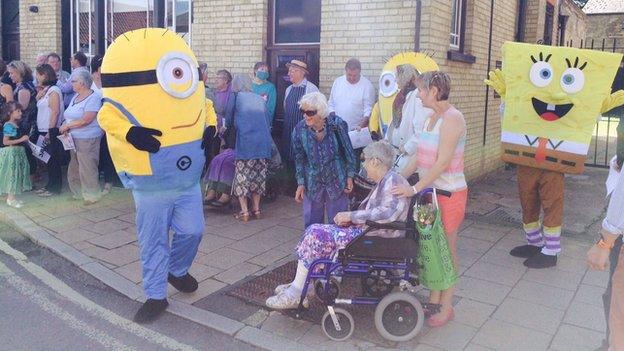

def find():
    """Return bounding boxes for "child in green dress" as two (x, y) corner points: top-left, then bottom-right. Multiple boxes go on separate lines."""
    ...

(0, 101), (32, 208)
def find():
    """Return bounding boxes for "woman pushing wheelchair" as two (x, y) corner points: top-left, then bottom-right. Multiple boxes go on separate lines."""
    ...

(266, 140), (411, 309)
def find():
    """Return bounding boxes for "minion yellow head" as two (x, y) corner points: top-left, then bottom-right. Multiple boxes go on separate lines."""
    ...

(499, 42), (623, 173)
(101, 28), (206, 146)
(369, 52), (439, 136)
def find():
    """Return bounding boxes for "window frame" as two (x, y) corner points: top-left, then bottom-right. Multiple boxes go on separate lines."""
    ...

(447, 0), (476, 64)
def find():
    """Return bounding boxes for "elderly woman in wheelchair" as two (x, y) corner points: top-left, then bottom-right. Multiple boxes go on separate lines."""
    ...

(266, 140), (410, 310)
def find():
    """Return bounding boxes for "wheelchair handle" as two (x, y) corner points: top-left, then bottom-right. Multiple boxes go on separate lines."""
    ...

(417, 188), (452, 197)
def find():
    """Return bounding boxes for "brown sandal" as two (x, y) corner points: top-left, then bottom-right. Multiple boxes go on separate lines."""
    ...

(252, 210), (262, 220)
(234, 211), (250, 222)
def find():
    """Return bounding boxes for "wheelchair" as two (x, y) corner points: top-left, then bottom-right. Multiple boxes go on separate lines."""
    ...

(294, 187), (451, 342)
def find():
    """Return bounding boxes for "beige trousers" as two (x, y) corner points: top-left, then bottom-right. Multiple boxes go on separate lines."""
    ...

(610, 245), (624, 350)
(68, 136), (101, 202)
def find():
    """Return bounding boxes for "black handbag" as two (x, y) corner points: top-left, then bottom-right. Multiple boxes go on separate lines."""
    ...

(222, 93), (237, 149)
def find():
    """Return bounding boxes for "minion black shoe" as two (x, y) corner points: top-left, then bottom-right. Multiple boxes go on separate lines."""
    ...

(523, 252), (557, 269)
(133, 298), (168, 324)
(168, 273), (198, 293)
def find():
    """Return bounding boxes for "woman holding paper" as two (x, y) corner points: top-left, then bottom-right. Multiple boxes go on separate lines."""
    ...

(34, 64), (64, 197)
(59, 69), (103, 205)
(384, 64), (432, 180)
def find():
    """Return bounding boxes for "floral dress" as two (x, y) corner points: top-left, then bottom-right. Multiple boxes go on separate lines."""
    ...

(295, 171), (410, 268)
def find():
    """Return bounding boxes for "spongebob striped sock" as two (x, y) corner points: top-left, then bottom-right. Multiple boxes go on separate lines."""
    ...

(523, 221), (544, 247)
(541, 226), (561, 255)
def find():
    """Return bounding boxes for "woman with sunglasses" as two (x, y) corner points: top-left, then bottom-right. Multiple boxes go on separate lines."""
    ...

(292, 92), (357, 228)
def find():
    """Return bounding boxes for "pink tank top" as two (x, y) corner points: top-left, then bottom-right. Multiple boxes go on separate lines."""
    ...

(416, 108), (467, 192)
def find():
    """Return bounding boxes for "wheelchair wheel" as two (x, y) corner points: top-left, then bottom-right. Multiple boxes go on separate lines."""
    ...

(314, 278), (340, 303)
(374, 292), (424, 342)
(361, 268), (395, 298)
(321, 308), (354, 341)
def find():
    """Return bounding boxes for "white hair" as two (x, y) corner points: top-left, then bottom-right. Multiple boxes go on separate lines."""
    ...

(73, 69), (93, 88)
(363, 140), (396, 170)
(231, 74), (252, 93)
(298, 92), (329, 118)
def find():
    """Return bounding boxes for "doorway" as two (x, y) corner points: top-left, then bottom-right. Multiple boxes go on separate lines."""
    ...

(267, 0), (321, 131)
(1, 0), (20, 61)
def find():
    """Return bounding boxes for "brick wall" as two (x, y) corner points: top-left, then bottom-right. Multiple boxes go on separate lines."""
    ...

(19, 0), (63, 67)
(318, 0), (417, 94)
(559, 0), (587, 46)
(192, 0), (267, 83)
(417, 0), (518, 179)
(586, 14), (624, 52)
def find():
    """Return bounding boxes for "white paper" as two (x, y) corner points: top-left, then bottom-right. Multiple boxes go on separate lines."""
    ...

(348, 127), (373, 149)
(36, 135), (48, 150)
(57, 133), (75, 151)
(607, 155), (622, 197)
(28, 141), (50, 164)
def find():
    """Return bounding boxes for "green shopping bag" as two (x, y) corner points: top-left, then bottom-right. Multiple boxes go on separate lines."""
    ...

(415, 189), (458, 291)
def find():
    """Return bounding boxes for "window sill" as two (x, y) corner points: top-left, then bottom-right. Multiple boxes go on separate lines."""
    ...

(447, 50), (476, 64)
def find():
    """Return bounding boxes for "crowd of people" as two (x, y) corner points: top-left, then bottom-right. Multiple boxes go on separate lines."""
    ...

(3, 49), (622, 348)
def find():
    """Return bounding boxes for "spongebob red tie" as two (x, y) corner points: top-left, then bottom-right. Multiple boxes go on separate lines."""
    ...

(535, 137), (548, 163)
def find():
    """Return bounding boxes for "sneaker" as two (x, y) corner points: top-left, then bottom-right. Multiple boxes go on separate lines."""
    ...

(523, 252), (557, 269)
(6, 199), (23, 209)
(133, 298), (169, 324)
(265, 290), (309, 310)
(274, 283), (291, 295)
(167, 273), (198, 293)
(509, 244), (543, 258)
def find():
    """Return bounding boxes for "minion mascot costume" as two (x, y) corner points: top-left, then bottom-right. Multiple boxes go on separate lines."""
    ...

(368, 52), (438, 173)
(99, 28), (217, 322)
(486, 42), (624, 268)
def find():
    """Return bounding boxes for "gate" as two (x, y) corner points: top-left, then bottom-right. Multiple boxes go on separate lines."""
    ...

(566, 38), (623, 168)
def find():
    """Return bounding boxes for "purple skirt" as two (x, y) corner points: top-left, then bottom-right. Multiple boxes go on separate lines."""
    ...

(204, 149), (235, 193)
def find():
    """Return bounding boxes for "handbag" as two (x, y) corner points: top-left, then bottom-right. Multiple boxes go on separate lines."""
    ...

(222, 93), (237, 149)
(416, 188), (458, 291)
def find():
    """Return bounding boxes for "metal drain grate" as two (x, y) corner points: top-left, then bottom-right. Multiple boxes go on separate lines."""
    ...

(482, 208), (523, 226)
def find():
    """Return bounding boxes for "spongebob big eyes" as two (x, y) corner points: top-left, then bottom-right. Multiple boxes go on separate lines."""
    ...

(485, 42), (624, 174)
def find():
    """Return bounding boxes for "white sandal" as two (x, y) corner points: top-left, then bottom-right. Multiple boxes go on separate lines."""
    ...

(6, 199), (23, 208)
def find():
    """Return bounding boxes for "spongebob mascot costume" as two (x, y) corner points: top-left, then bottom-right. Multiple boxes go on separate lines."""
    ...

(368, 52), (438, 173)
(486, 42), (624, 268)
(99, 28), (217, 322)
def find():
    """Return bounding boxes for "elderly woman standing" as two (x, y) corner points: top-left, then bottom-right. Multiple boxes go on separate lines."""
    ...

(230, 74), (273, 221)
(59, 69), (103, 205)
(281, 60), (319, 168)
(267, 140), (409, 309)
(393, 71), (467, 328)
(386, 64), (432, 176)
(293, 92), (356, 228)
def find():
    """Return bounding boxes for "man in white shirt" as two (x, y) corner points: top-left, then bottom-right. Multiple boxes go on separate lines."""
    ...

(328, 58), (376, 131)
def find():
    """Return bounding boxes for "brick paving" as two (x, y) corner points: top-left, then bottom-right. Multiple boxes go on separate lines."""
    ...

(1, 166), (614, 350)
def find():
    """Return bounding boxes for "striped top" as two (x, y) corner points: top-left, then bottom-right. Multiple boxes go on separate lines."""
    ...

(416, 109), (467, 192)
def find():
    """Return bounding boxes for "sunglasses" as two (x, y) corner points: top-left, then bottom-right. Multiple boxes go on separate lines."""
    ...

(301, 109), (317, 117)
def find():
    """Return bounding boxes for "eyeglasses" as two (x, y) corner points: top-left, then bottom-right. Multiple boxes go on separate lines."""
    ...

(301, 109), (317, 117)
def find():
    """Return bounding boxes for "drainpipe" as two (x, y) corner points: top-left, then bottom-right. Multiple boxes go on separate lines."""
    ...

(414, 0), (421, 51)
(483, 0), (495, 146)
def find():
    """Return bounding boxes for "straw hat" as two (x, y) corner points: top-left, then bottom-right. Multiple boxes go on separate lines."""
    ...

(285, 59), (309, 74)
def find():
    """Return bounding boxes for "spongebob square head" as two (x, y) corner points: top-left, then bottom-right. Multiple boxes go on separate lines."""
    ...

(500, 42), (622, 174)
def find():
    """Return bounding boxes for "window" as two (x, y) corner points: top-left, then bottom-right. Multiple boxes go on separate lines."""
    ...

(447, 0), (475, 64)
(450, 0), (463, 50)
(165, 0), (192, 46)
(273, 0), (321, 45)
(543, 3), (554, 45)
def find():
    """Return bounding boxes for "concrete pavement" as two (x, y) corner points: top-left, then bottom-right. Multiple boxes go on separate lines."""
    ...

(0, 166), (614, 350)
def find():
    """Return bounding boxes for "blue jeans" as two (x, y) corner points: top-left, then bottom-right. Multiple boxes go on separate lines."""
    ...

(133, 183), (204, 299)
(303, 190), (349, 229)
